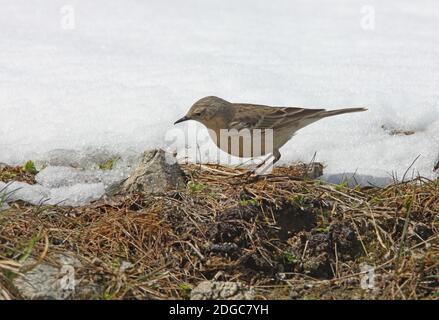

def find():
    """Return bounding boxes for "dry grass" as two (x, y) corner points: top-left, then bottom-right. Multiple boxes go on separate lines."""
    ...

(0, 163), (438, 300)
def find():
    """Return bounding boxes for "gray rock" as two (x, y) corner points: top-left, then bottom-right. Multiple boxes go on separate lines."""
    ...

(0, 202), (10, 212)
(12, 253), (101, 300)
(307, 162), (324, 179)
(121, 149), (185, 194)
(190, 281), (254, 300)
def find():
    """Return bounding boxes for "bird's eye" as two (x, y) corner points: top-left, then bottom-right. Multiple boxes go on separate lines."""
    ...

(193, 112), (202, 116)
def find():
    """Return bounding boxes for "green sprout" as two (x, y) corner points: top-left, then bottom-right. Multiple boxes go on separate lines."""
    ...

(335, 181), (349, 191)
(187, 181), (205, 193)
(314, 226), (330, 233)
(239, 198), (259, 206)
(179, 283), (192, 292)
(23, 160), (37, 174)
(291, 195), (304, 205)
(282, 251), (298, 265)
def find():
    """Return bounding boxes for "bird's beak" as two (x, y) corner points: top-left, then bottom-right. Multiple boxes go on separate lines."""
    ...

(174, 116), (190, 125)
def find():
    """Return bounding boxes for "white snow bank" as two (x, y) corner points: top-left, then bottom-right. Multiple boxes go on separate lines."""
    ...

(1, 0), (438, 205)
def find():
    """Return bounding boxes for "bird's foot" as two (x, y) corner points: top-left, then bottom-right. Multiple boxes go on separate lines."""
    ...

(229, 169), (254, 178)
(229, 169), (261, 184)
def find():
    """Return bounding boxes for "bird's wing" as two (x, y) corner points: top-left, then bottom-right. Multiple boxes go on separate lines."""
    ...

(229, 104), (326, 130)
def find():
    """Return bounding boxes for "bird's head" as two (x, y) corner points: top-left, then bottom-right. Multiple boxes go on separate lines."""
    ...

(174, 96), (230, 125)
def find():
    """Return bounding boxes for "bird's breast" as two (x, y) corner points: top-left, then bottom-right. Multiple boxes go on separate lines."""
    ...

(207, 128), (276, 158)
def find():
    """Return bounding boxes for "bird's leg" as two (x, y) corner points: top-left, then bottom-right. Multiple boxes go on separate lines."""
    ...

(273, 150), (281, 164)
(230, 157), (260, 178)
(230, 151), (280, 178)
(230, 156), (271, 178)
(231, 163), (257, 178)
(252, 150), (281, 176)
(235, 158), (257, 169)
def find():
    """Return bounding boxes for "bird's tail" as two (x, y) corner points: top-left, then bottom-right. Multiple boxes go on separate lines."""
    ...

(322, 107), (367, 118)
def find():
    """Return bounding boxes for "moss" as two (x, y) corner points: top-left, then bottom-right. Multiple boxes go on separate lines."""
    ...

(187, 181), (205, 193)
(99, 157), (120, 171)
(239, 198), (259, 206)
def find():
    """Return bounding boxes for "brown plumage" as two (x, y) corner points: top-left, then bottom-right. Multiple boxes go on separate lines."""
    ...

(175, 96), (367, 164)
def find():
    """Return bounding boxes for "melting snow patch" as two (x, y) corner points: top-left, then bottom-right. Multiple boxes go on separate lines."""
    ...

(0, 161), (133, 207)
(0, 181), (105, 207)
(0, 151), (136, 207)
(36, 165), (131, 190)
(48, 183), (106, 207)
(36, 166), (102, 188)
(0, 181), (50, 205)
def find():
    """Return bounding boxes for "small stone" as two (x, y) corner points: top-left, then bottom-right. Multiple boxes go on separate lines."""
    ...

(13, 253), (80, 300)
(307, 163), (324, 179)
(120, 261), (134, 272)
(413, 223), (434, 240)
(121, 149), (186, 195)
(190, 281), (254, 300)
(12, 253), (102, 300)
(0, 202), (10, 212)
(208, 242), (239, 254)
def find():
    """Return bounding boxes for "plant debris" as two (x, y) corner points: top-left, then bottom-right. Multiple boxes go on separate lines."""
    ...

(381, 125), (415, 136)
(0, 163), (438, 300)
(0, 165), (37, 185)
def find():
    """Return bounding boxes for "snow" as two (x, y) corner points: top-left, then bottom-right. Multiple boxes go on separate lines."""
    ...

(1, 0), (438, 206)
(36, 166), (123, 190)
(0, 150), (137, 206)
(0, 180), (105, 206)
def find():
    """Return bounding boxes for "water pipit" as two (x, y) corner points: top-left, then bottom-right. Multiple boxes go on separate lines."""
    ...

(175, 96), (367, 173)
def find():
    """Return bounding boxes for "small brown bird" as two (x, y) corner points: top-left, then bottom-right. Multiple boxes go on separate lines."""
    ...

(175, 96), (367, 165)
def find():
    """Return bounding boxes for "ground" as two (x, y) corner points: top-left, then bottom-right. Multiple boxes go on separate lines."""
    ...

(0, 163), (438, 300)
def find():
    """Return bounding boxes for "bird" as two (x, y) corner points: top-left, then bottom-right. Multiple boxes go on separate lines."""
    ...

(174, 96), (367, 168)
